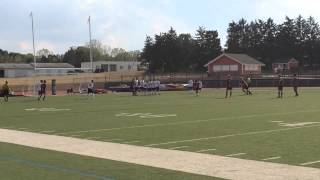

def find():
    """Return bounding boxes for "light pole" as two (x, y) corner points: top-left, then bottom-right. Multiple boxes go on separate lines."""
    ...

(30, 12), (36, 70)
(88, 16), (93, 72)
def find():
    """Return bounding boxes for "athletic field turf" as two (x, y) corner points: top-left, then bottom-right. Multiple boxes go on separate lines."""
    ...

(1, 88), (320, 179)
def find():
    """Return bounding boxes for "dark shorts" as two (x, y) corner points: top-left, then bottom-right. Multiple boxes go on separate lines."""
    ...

(278, 86), (283, 91)
(227, 86), (232, 90)
(38, 90), (42, 95)
(3, 90), (9, 95)
(88, 88), (93, 93)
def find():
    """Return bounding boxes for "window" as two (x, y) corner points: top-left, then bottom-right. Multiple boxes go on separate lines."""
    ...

(245, 65), (258, 71)
(101, 64), (109, 72)
(222, 65), (229, 71)
(109, 64), (117, 71)
(213, 65), (238, 72)
(213, 65), (221, 72)
(230, 65), (238, 71)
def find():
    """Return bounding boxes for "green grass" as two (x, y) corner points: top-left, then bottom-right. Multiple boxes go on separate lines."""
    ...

(1, 88), (320, 179)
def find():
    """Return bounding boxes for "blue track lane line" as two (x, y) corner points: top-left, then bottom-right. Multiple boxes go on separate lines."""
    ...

(0, 156), (115, 180)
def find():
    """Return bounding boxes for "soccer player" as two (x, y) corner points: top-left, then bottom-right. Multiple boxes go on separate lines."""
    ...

(277, 75), (284, 98)
(292, 74), (299, 97)
(240, 77), (248, 94)
(2, 81), (10, 102)
(37, 80), (43, 100)
(38, 80), (47, 101)
(246, 76), (253, 95)
(88, 80), (95, 98)
(195, 80), (200, 96)
(225, 75), (232, 98)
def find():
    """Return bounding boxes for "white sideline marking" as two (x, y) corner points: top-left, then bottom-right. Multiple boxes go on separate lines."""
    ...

(146, 124), (320, 147)
(1, 129), (320, 180)
(116, 112), (177, 119)
(279, 122), (320, 127)
(301, 160), (320, 166)
(196, 149), (217, 153)
(169, 146), (189, 150)
(123, 141), (140, 144)
(25, 108), (71, 112)
(262, 157), (282, 161)
(57, 109), (320, 135)
(227, 153), (246, 157)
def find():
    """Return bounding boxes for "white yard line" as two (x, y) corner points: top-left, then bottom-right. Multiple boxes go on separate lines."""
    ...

(196, 149), (217, 153)
(146, 124), (320, 147)
(169, 146), (189, 150)
(227, 153), (247, 157)
(262, 157), (281, 161)
(301, 160), (320, 166)
(57, 109), (320, 135)
(1, 129), (320, 180)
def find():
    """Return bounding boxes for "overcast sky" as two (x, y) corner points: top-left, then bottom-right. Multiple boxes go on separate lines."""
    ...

(1, 0), (320, 54)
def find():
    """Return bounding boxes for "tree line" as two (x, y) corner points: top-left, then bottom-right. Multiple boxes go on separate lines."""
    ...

(141, 15), (320, 73)
(0, 40), (139, 67)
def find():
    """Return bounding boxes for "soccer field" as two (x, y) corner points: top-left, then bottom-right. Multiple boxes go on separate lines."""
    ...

(1, 88), (320, 179)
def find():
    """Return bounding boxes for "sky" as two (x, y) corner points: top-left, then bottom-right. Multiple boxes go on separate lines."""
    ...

(1, 0), (320, 54)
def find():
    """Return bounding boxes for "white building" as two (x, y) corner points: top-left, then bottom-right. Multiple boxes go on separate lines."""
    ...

(32, 63), (75, 76)
(0, 64), (34, 78)
(0, 63), (74, 78)
(81, 61), (141, 73)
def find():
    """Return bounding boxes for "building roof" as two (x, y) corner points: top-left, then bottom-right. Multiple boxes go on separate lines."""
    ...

(204, 53), (265, 67)
(273, 58), (299, 64)
(0, 63), (33, 69)
(31, 63), (74, 68)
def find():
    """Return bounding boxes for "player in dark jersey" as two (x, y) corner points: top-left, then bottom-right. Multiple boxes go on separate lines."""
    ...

(225, 75), (232, 98)
(292, 74), (299, 97)
(240, 77), (248, 94)
(195, 80), (200, 96)
(277, 75), (284, 98)
(2, 81), (10, 102)
(38, 80), (47, 101)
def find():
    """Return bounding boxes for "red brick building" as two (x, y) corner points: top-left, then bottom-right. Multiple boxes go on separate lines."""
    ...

(204, 53), (265, 77)
(272, 58), (299, 73)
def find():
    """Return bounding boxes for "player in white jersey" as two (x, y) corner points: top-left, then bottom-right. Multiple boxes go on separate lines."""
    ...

(87, 80), (95, 98)
(156, 80), (161, 95)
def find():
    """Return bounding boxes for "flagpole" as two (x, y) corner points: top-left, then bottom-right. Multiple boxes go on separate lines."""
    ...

(30, 12), (37, 70)
(88, 16), (93, 72)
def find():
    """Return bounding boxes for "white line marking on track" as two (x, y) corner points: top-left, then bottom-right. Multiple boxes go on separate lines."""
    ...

(145, 124), (320, 147)
(262, 157), (281, 161)
(227, 153), (246, 157)
(123, 141), (140, 144)
(301, 160), (320, 166)
(57, 109), (320, 135)
(169, 146), (189, 150)
(196, 149), (217, 153)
